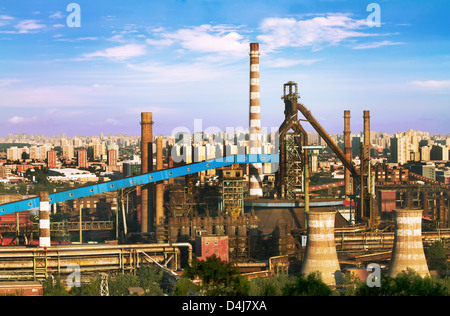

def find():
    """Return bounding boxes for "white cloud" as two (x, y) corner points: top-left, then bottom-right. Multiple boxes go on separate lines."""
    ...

(0, 15), (14, 27)
(49, 12), (63, 19)
(81, 44), (147, 61)
(0, 78), (20, 87)
(8, 116), (37, 124)
(0, 85), (116, 108)
(265, 58), (320, 68)
(353, 40), (404, 49)
(146, 24), (249, 58)
(410, 80), (450, 90)
(0, 15), (14, 20)
(105, 118), (121, 126)
(257, 15), (374, 51)
(126, 61), (229, 83)
(14, 19), (46, 33)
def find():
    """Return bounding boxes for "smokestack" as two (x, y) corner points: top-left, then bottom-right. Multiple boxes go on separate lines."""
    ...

(388, 209), (429, 278)
(301, 210), (341, 285)
(39, 191), (51, 248)
(141, 112), (153, 233)
(155, 138), (164, 242)
(344, 110), (352, 197)
(363, 110), (370, 149)
(249, 42), (263, 197)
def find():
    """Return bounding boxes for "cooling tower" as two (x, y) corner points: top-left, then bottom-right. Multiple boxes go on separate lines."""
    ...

(388, 209), (429, 278)
(301, 210), (341, 285)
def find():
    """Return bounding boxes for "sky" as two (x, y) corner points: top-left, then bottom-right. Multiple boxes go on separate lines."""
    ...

(0, 0), (449, 138)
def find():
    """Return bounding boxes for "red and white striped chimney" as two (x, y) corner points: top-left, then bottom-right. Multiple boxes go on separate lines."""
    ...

(249, 42), (263, 197)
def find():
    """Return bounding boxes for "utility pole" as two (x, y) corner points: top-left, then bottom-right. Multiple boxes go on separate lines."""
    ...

(79, 201), (83, 244)
(99, 273), (109, 296)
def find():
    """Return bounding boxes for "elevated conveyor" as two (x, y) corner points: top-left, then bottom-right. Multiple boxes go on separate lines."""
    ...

(0, 154), (279, 216)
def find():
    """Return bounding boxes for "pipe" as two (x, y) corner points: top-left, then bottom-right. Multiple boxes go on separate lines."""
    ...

(0, 243), (193, 269)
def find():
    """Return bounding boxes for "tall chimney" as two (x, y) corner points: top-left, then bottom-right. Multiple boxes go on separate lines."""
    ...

(39, 191), (51, 248)
(388, 209), (429, 278)
(344, 110), (352, 197)
(140, 112), (153, 233)
(363, 110), (370, 149)
(249, 42), (263, 197)
(155, 138), (165, 242)
(301, 210), (341, 285)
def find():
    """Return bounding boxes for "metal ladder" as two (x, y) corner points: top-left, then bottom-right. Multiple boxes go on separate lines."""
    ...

(33, 250), (48, 281)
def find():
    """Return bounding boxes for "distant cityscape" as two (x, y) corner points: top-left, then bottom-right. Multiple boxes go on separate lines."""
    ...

(1, 128), (449, 186)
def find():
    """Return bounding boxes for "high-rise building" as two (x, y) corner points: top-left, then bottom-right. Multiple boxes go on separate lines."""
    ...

(411, 163), (436, 180)
(107, 149), (118, 167)
(62, 144), (74, 159)
(421, 145), (432, 161)
(430, 145), (449, 161)
(390, 130), (420, 165)
(78, 150), (88, 169)
(47, 150), (57, 169)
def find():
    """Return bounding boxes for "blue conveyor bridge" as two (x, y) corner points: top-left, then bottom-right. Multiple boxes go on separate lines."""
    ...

(0, 154), (279, 216)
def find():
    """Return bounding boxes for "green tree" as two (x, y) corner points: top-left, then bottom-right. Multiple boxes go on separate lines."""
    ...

(355, 269), (450, 296)
(282, 272), (335, 296)
(43, 277), (69, 296)
(181, 255), (249, 296)
(137, 265), (164, 296)
(108, 273), (140, 296)
(173, 277), (198, 296)
(425, 241), (448, 273)
(248, 274), (291, 296)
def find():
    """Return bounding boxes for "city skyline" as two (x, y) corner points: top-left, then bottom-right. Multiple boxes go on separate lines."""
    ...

(1, 0), (449, 138)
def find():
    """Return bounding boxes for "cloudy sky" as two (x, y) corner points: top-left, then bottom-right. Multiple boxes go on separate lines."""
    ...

(0, 0), (449, 137)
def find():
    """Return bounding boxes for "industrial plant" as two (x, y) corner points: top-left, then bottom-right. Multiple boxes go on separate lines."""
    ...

(0, 43), (448, 296)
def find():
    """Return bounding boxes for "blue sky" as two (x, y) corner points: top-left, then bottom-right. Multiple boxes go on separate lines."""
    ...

(0, 0), (449, 137)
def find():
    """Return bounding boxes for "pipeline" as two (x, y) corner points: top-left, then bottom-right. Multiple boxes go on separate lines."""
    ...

(0, 243), (192, 280)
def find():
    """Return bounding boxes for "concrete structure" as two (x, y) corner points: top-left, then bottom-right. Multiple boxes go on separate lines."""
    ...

(388, 209), (429, 278)
(301, 210), (341, 285)
(248, 42), (263, 197)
